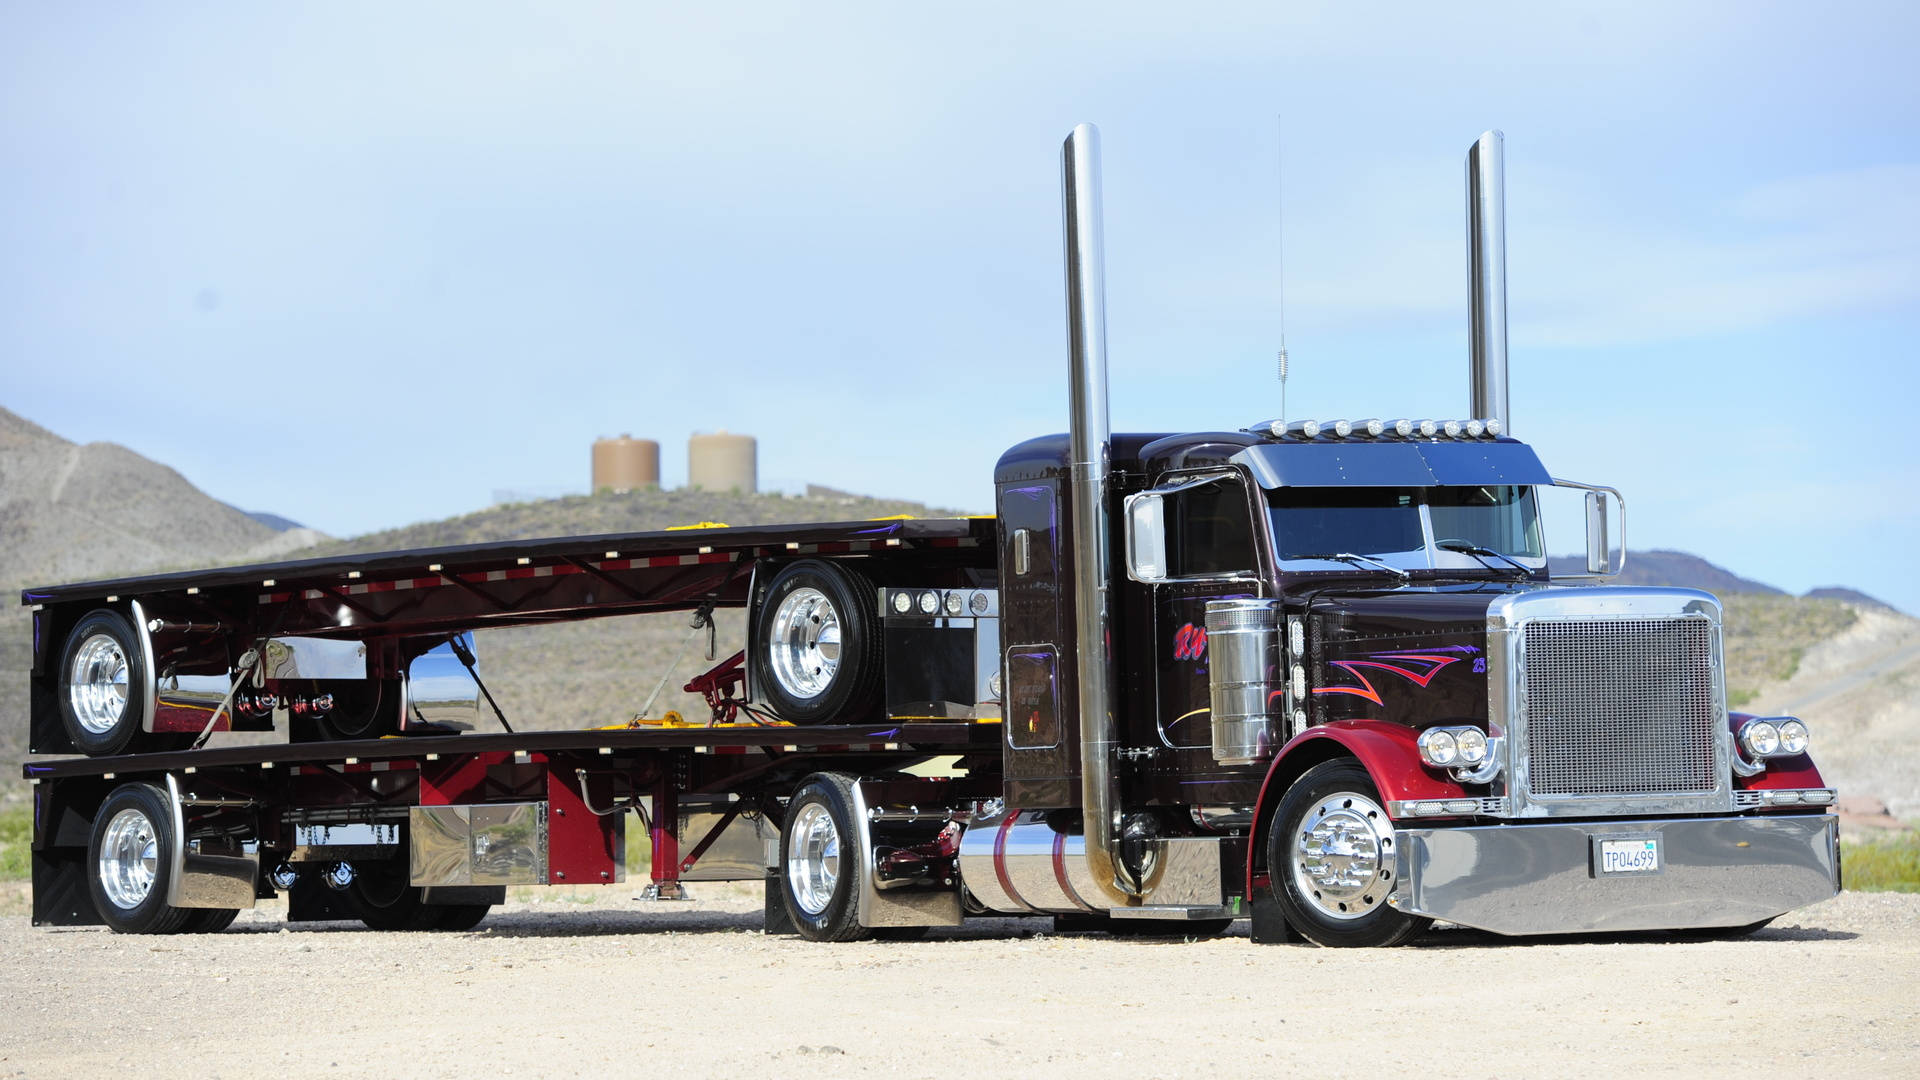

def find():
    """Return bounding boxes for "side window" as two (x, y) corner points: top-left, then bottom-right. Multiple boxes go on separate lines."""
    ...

(1167, 478), (1256, 577)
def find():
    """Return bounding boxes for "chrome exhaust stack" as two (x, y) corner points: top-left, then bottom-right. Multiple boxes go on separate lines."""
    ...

(1060, 123), (1140, 905)
(1467, 130), (1510, 433)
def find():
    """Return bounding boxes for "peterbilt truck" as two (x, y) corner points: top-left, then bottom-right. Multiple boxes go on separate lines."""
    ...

(19, 125), (1839, 946)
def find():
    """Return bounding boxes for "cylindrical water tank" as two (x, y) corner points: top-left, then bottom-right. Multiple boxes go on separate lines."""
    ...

(592, 435), (660, 493)
(688, 431), (756, 493)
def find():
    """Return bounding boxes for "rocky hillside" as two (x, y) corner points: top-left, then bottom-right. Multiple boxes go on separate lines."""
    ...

(0, 407), (286, 589)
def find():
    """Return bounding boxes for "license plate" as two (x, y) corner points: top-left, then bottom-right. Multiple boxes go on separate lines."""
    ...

(1597, 837), (1660, 875)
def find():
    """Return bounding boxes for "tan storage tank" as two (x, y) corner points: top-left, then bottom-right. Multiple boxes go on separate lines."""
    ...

(592, 435), (660, 493)
(688, 431), (757, 493)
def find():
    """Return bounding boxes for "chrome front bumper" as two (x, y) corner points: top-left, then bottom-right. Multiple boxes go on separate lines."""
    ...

(1390, 814), (1839, 936)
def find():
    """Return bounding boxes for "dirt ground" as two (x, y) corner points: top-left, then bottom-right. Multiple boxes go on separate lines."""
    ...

(0, 888), (1913, 1080)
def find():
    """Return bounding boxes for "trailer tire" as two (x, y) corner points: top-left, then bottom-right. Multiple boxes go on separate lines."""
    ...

(86, 782), (194, 934)
(305, 679), (401, 742)
(1267, 760), (1431, 948)
(58, 609), (153, 757)
(432, 904), (493, 931)
(780, 773), (870, 942)
(346, 867), (440, 931)
(181, 908), (240, 934)
(752, 560), (882, 724)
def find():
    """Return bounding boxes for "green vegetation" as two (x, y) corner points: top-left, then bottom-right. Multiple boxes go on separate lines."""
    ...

(1842, 831), (1920, 893)
(1720, 594), (1857, 706)
(0, 805), (30, 882)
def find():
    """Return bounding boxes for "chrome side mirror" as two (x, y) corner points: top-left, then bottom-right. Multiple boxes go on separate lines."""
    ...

(1552, 479), (1626, 579)
(1124, 491), (1168, 583)
(1585, 490), (1609, 574)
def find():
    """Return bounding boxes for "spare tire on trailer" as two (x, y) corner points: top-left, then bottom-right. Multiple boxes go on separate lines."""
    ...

(58, 609), (152, 756)
(750, 559), (882, 725)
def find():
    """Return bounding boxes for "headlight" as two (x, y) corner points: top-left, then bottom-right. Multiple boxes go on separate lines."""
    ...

(1741, 719), (1780, 758)
(944, 591), (965, 616)
(892, 591), (913, 614)
(1778, 719), (1809, 755)
(1454, 726), (1489, 764)
(1418, 727), (1458, 767)
(918, 590), (940, 615)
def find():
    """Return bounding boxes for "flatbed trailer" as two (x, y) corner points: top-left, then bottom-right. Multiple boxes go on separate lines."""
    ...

(27, 720), (1000, 932)
(18, 124), (1842, 946)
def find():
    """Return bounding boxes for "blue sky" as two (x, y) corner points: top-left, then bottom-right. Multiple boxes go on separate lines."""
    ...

(3, 3), (1916, 609)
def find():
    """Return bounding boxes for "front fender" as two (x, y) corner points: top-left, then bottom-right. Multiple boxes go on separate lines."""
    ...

(1245, 721), (1470, 895)
(1728, 712), (1829, 792)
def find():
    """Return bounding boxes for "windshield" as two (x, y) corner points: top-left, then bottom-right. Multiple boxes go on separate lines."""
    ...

(1269, 485), (1545, 574)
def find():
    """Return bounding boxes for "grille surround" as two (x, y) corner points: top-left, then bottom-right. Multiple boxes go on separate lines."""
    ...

(1488, 588), (1733, 819)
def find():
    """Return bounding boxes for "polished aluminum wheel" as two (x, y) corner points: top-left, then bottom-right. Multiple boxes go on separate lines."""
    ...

(97, 807), (159, 910)
(767, 587), (841, 700)
(1290, 790), (1395, 921)
(67, 632), (131, 735)
(786, 801), (841, 916)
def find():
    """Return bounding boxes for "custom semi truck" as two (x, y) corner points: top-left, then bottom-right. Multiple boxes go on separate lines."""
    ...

(19, 125), (1839, 946)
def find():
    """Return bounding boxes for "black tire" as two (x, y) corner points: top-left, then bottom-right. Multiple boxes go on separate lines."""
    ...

(180, 908), (241, 934)
(433, 904), (493, 931)
(58, 609), (151, 756)
(1266, 760), (1432, 948)
(751, 560), (882, 724)
(86, 783), (194, 934)
(307, 679), (401, 742)
(780, 773), (870, 942)
(345, 865), (440, 931)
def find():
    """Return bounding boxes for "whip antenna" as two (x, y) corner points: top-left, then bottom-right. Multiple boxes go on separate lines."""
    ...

(1275, 112), (1290, 423)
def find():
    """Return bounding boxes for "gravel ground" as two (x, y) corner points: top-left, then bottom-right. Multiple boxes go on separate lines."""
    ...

(0, 888), (1914, 1079)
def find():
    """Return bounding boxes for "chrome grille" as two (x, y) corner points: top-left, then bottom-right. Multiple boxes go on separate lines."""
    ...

(1523, 617), (1719, 798)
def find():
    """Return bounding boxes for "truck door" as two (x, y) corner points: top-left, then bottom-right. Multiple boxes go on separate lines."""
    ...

(1144, 474), (1263, 754)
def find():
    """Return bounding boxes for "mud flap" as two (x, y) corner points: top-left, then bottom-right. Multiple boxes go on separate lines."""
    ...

(31, 848), (101, 927)
(1249, 887), (1302, 944)
(763, 874), (796, 936)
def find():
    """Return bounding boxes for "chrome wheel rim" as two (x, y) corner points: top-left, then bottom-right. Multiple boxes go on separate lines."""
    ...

(1290, 790), (1395, 921)
(68, 633), (130, 735)
(786, 802), (841, 916)
(768, 588), (841, 700)
(98, 807), (159, 910)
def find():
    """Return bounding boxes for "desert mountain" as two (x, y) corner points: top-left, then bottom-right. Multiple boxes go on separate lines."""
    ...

(0, 406), (322, 589)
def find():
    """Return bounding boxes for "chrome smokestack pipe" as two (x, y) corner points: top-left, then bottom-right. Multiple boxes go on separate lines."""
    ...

(1467, 130), (1510, 433)
(1060, 122), (1140, 905)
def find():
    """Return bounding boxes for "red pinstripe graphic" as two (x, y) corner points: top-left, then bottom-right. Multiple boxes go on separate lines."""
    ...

(1312, 653), (1464, 706)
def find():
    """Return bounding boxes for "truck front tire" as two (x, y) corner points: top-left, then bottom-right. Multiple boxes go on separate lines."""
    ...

(1267, 760), (1431, 948)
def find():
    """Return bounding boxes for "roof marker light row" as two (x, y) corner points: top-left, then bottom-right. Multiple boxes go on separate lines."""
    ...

(1256, 417), (1504, 441)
